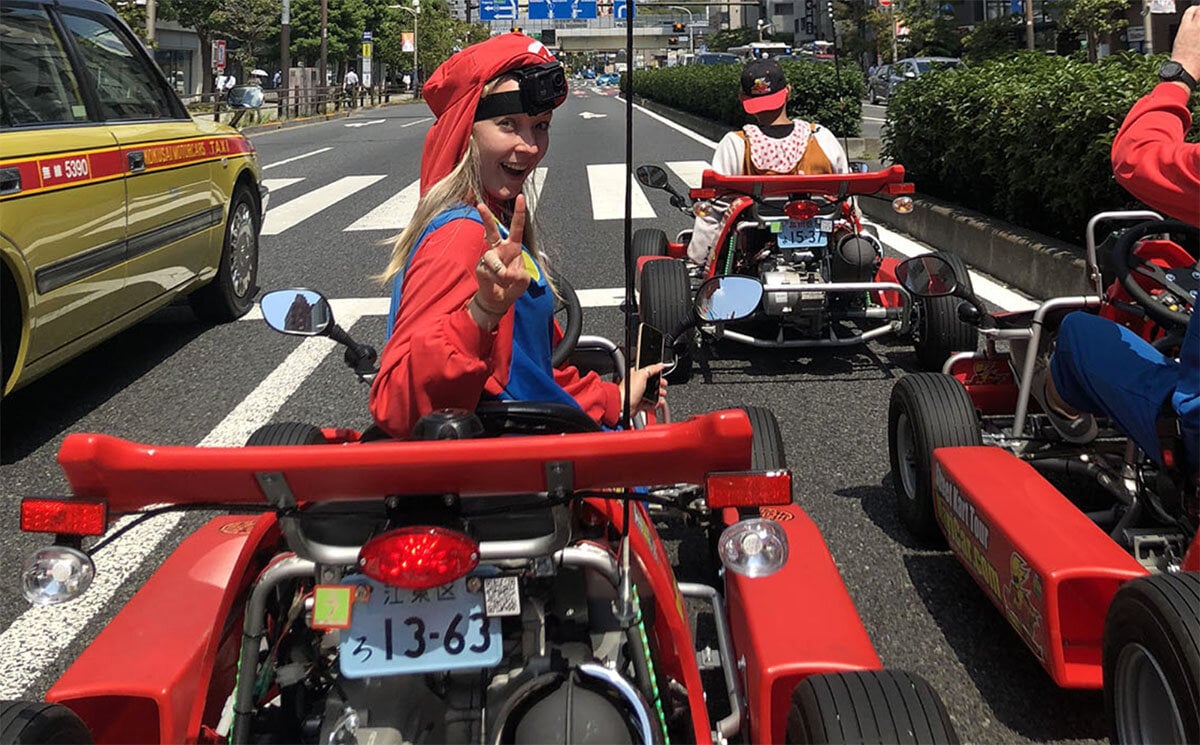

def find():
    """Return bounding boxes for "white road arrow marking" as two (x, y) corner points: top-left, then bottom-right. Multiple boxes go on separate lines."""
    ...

(578, 112), (608, 119)
(345, 119), (386, 128)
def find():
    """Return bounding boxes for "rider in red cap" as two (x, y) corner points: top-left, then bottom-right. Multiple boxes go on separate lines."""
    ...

(371, 33), (665, 439)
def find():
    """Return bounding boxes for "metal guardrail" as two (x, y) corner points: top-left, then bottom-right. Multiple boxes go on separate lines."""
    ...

(182, 84), (416, 126)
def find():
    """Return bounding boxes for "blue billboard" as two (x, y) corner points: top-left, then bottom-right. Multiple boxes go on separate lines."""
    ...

(612, 0), (635, 18)
(528, 0), (599, 18)
(478, 0), (519, 20)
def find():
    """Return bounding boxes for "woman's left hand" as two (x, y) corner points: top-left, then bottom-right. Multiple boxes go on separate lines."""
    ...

(620, 363), (668, 414)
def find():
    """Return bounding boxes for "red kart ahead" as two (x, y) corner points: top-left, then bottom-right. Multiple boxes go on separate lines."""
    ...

(885, 212), (1199, 743)
(8, 279), (959, 745)
(630, 165), (976, 382)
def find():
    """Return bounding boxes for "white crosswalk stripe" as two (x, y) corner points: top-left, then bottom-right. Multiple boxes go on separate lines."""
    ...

(262, 177), (305, 194)
(262, 175), (386, 236)
(587, 163), (657, 220)
(665, 161), (710, 189)
(345, 179), (420, 232)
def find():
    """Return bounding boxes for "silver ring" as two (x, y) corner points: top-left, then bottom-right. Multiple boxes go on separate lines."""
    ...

(489, 259), (505, 274)
(489, 238), (503, 249)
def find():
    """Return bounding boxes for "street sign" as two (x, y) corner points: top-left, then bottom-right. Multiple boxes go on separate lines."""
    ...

(362, 41), (373, 59)
(528, 0), (598, 19)
(478, 0), (518, 20)
(613, 0), (635, 19)
(213, 39), (226, 72)
(362, 31), (373, 41)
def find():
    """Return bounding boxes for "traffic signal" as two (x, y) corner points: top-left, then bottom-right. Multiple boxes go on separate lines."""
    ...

(510, 26), (523, 33)
(672, 22), (685, 33)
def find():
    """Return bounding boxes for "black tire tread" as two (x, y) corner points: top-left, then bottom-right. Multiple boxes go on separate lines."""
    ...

(0, 701), (94, 744)
(887, 373), (981, 544)
(913, 251), (976, 372)
(245, 421), (326, 447)
(639, 259), (693, 384)
(786, 670), (959, 744)
(632, 228), (669, 259)
(736, 405), (787, 470)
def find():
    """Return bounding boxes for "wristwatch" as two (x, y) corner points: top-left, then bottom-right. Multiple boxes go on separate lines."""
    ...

(1159, 60), (1197, 91)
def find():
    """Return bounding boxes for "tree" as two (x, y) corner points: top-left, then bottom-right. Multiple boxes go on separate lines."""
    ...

(289, 0), (369, 75)
(1056, 0), (1128, 62)
(898, 0), (962, 57)
(212, 0), (281, 73)
(166, 0), (222, 87)
(706, 27), (757, 51)
(865, 7), (898, 62)
(961, 14), (1022, 64)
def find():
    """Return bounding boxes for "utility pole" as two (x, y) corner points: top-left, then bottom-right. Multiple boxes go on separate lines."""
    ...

(281, 0), (291, 115)
(320, 0), (329, 91)
(145, 0), (156, 44)
(1024, 0), (1034, 50)
(1142, 0), (1154, 54)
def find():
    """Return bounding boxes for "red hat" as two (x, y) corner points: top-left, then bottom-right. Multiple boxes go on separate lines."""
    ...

(419, 33), (559, 194)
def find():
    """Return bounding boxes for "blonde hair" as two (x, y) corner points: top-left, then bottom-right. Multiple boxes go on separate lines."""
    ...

(378, 75), (553, 290)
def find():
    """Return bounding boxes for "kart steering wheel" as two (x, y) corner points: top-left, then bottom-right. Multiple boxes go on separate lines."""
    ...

(1113, 219), (1199, 330)
(550, 269), (583, 368)
(475, 400), (601, 435)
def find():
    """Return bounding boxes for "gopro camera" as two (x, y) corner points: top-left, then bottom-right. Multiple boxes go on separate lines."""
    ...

(475, 61), (567, 120)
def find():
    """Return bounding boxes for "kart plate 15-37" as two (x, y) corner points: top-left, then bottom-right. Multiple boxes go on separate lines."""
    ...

(771, 217), (833, 248)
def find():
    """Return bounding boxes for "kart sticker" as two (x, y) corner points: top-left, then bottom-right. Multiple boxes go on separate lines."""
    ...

(758, 506), (794, 522)
(313, 585), (355, 630)
(218, 519), (257, 534)
(1002, 552), (1046, 661)
(934, 464), (1002, 601)
(965, 359), (1013, 386)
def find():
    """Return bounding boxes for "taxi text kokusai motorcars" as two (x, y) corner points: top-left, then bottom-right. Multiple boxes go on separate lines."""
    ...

(0, 0), (266, 398)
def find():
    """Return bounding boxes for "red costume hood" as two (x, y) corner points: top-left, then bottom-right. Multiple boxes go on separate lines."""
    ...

(419, 33), (559, 194)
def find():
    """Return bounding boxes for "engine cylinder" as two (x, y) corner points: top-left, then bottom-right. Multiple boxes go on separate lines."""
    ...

(831, 234), (882, 283)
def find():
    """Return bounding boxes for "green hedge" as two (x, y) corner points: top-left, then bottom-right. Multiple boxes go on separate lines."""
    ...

(629, 61), (865, 138)
(883, 51), (1200, 244)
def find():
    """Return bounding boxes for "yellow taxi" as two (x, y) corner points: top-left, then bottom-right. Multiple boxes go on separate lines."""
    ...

(0, 0), (267, 397)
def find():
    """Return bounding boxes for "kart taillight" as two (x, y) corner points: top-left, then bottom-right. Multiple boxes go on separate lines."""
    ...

(690, 188), (717, 200)
(784, 200), (820, 220)
(884, 182), (914, 195)
(358, 526), (480, 590)
(706, 470), (792, 508)
(20, 498), (107, 536)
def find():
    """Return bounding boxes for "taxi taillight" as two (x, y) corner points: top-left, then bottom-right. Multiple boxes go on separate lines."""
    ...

(20, 498), (107, 536)
(358, 526), (480, 590)
(706, 470), (793, 508)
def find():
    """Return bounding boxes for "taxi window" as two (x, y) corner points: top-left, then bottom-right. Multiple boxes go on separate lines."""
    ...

(0, 4), (89, 128)
(58, 9), (175, 121)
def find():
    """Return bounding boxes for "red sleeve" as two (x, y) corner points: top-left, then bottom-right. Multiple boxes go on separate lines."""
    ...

(369, 218), (515, 438)
(553, 365), (623, 427)
(1111, 83), (1200, 226)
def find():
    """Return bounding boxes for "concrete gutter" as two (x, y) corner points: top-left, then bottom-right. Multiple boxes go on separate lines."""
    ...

(634, 95), (1091, 300)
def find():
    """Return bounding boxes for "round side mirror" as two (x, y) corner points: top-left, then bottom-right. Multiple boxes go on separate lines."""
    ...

(695, 276), (764, 322)
(260, 289), (333, 335)
(635, 165), (670, 190)
(895, 255), (958, 297)
(226, 84), (264, 110)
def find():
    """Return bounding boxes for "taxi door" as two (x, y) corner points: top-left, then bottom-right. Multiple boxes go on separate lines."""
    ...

(0, 5), (127, 376)
(56, 8), (217, 311)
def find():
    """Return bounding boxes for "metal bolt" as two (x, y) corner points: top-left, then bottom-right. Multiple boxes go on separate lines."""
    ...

(1166, 273), (1176, 282)
(466, 576), (482, 593)
(1192, 271), (1199, 280)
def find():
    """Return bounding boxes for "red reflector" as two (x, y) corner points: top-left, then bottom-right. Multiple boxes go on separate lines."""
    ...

(358, 526), (480, 590)
(690, 188), (717, 199)
(20, 499), (107, 536)
(706, 470), (793, 508)
(784, 200), (820, 220)
(884, 182), (915, 195)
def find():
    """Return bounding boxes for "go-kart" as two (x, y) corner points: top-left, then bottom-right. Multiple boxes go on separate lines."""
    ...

(631, 164), (976, 382)
(8, 276), (961, 745)
(884, 211), (1199, 744)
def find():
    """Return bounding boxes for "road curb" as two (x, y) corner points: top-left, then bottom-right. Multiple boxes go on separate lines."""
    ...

(634, 96), (1089, 300)
(239, 98), (420, 137)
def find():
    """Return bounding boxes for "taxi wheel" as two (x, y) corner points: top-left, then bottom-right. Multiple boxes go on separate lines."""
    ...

(191, 185), (259, 322)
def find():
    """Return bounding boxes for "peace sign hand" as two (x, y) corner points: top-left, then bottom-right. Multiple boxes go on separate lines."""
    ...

(472, 196), (531, 323)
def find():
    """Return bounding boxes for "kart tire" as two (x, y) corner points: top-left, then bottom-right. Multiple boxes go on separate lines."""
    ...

(737, 405), (787, 470)
(912, 251), (975, 372)
(785, 670), (959, 744)
(632, 228), (669, 260)
(0, 701), (94, 744)
(1103, 571), (1200, 745)
(639, 259), (693, 384)
(246, 422), (326, 446)
(887, 373), (980, 545)
(191, 184), (260, 322)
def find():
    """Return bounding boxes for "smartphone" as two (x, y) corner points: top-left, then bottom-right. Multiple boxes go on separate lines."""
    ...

(636, 323), (664, 408)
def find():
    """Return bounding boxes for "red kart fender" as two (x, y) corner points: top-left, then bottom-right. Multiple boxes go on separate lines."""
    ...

(720, 504), (882, 744)
(873, 256), (903, 307)
(932, 447), (1148, 688)
(1184, 531), (1200, 572)
(46, 514), (280, 744)
(584, 498), (712, 742)
(949, 355), (1018, 416)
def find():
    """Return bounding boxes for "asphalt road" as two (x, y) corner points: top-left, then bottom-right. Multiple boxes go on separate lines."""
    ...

(0, 85), (1105, 744)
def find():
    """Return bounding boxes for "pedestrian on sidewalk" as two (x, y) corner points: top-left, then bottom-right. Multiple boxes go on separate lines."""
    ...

(343, 68), (359, 109)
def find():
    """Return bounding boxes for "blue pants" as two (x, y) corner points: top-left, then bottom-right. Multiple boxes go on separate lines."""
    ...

(1051, 311), (1200, 471)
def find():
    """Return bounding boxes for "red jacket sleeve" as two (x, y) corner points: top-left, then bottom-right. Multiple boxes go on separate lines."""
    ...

(1111, 82), (1200, 226)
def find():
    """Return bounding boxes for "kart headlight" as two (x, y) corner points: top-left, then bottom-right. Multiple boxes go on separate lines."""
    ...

(892, 196), (914, 214)
(717, 518), (788, 578)
(692, 200), (714, 218)
(21, 546), (95, 606)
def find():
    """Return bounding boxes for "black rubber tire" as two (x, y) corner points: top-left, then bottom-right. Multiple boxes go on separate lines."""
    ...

(639, 259), (693, 384)
(0, 701), (94, 744)
(737, 405), (787, 470)
(887, 373), (981, 545)
(245, 422), (326, 446)
(786, 670), (959, 744)
(912, 251), (976, 372)
(632, 228), (669, 260)
(1103, 572), (1200, 745)
(549, 270), (583, 369)
(191, 184), (260, 322)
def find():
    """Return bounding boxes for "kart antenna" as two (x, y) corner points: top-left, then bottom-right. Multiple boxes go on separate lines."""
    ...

(615, 0), (637, 629)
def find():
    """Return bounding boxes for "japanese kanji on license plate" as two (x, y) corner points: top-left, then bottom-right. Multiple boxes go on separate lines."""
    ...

(775, 218), (832, 248)
(339, 575), (502, 678)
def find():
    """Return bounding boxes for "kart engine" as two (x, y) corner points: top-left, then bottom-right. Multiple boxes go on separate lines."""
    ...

(261, 563), (651, 745)
(755, 231), (882, 331)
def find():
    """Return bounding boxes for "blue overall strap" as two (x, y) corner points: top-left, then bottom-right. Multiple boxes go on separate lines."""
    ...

(386, 204), (480, 338)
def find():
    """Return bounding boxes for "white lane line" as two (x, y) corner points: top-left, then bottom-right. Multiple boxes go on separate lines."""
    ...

(0, 324), (359, 699)
(576, 287), (624, 307)
(863, 116), (886, 123)
(262, 147), (333, 170)
(625, 98), (721, 150)
(261, 177), (304, 194)
(401, 117), (432, 128)
(242, 291), (626, 322)
(345, 179), (420, 232)
(526, 167), (549, 215)
(262, 175), (386, 236)
(665, 160), (710, 189)
(587, 164), (656, 221)
(870, 222), (1039, 311)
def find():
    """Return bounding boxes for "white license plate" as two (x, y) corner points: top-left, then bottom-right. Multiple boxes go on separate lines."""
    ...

(339, 575), (502, 679)
(775, 218), (832, 248)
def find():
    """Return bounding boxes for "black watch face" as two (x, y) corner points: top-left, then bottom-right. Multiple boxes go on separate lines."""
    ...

(1161, 61), (1184, 80)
